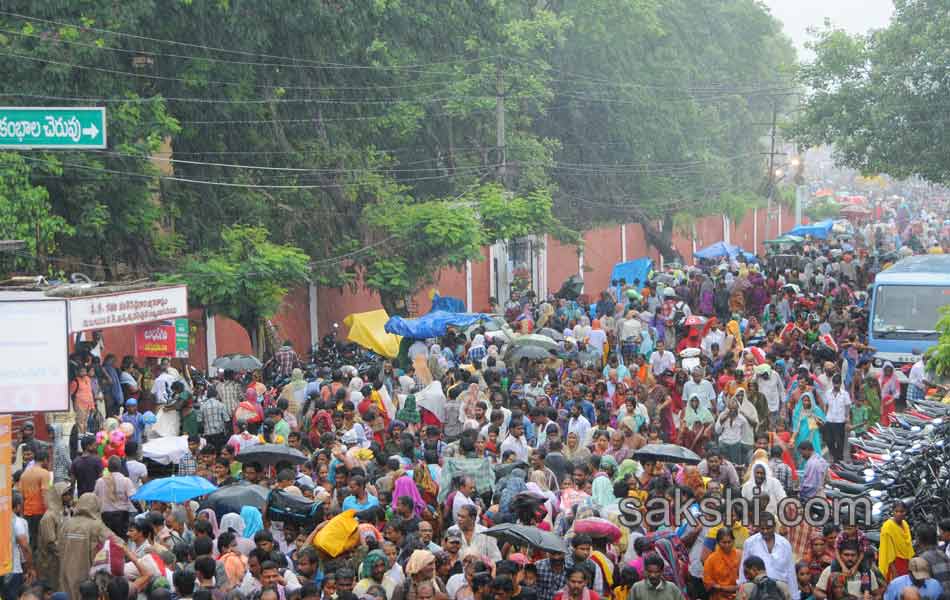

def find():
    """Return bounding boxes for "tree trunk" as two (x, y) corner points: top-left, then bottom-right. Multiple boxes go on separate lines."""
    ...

(379, 290), (410, 318)
(636, 211), (684, 263)
(238, 316), (261, 357)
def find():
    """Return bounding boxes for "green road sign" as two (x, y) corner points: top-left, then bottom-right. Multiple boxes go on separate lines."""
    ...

(0, 107), (106, 149)
(175, 318), (189, 358)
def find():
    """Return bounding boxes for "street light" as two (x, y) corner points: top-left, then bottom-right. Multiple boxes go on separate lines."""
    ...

(774, 168), (784, 179)
(790, 157), (801, 168)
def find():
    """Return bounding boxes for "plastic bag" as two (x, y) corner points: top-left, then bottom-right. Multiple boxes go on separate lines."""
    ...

(313, 509), (360, 557)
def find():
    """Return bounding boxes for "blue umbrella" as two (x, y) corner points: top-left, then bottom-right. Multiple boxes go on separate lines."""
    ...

(132, 476), (218, 503)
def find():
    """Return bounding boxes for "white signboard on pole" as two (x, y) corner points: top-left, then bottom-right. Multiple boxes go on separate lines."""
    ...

(68, 285), (188, 333)
(0, 298), (69, 412)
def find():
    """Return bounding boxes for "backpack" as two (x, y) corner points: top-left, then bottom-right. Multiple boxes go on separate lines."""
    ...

(673, 301), (687, 326)
(266, 489), (324, 526)
(750, 577), (785, 600)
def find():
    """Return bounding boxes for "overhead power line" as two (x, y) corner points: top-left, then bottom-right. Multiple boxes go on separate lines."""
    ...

(0, 10), (496, 72)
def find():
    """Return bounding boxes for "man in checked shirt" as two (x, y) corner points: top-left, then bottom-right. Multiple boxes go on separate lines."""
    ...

(273, 340), (300, 379)
(215, 369), (244, 416)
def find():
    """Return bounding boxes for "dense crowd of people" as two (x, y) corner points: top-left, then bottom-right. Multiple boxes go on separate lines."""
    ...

(9, 206), (950, 600)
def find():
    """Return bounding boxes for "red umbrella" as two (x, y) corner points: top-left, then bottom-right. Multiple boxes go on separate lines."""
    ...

(683, 315), (707, 327)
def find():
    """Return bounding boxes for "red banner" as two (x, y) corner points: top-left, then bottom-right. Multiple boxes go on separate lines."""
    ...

(134, 321), (176, 357)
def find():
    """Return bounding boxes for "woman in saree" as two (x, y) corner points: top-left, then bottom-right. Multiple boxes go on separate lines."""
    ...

(678, 395), (714, 453)
(726, 320), (744, 360)
(879, 500), (914, 582)
(878, 361), (900, 425)
(699, 276), (715, 316)
(861, 364), (882, 426)
(792, 386), (825, 468)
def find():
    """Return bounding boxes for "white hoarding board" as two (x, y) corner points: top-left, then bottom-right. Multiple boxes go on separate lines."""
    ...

(0, 299), (69, 412)
(68, 285), (188, 333)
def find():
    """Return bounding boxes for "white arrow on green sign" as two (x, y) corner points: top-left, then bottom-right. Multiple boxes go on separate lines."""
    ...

(0, 107), (106, 149)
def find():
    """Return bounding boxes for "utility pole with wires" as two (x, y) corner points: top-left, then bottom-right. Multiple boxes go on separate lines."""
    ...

(496, 61), (507, 188)
(759, 98), (787, 239)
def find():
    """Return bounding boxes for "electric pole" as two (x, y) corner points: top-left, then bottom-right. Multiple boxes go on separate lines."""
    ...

(496, 62), (507, 187)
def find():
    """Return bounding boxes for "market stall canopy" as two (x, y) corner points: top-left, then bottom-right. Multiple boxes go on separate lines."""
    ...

(785, 219), (835, 240)
(694, 242), (757, 263)
(385, 310), (490, 339)
(430, 294), (466, 313)
(610, 258), (653, 297)
(343, 309), (401, 358)
(763, 235), (804, 245)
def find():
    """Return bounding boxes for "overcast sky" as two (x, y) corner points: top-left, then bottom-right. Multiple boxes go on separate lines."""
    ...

(762, 0), (894, 59)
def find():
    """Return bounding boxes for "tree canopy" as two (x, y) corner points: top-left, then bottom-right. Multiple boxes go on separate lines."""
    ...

(792, 0), (950, 185)
(1, 0), (796, 312)
(167, 225), (310, 346)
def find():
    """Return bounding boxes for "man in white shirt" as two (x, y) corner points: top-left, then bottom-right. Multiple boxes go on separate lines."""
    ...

(682, 367), (717, 414)
(451, 476), (479, 523)
(824, 374), (852, 464)
(499, 418), (530, 463)
(701, 321), (726, 358)
(447, 504), (502, 563)
(908, 354), (930, 402)
(567, 403), (591, 446)
(151, 366), (180, 406)
(10, 492), (34, 598)
(649, 340), (676, 377)
(756, 365), (785, 425)
(739, 513), (798, 600)
(620, 313), (642, 342)
(124, 441), (149, 491)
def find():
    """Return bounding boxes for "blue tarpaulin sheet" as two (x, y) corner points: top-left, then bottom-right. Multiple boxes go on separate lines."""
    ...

(385, 310), (490, 339)
(610, 258), (653, 297)
(785, 219), (835, 240)
(694, 242), (758, 263)
(430, 294), (466, 313)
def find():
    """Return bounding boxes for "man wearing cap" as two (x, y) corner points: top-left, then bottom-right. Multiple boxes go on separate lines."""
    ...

(883, 557), (940, 600)
(121, 398), (146, 444)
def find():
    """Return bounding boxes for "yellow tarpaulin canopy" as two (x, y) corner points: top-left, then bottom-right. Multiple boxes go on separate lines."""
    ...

(343, 309), (401, 358)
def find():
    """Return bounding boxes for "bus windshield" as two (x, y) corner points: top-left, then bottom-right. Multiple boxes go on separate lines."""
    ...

(871, 285), (949, 338)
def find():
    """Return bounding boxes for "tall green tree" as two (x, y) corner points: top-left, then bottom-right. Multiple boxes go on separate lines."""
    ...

(361, 184), (575, 315)
(0, 5), (181, 274)
(792, 0), (950, 184)
(0, 152), (72, 270)
(541, 0), (796, 259)
(168, 225), (310, 350)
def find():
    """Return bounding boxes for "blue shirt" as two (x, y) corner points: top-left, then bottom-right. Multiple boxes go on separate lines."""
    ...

(884, 576), (942, 600)
(341, 494), (380, 512)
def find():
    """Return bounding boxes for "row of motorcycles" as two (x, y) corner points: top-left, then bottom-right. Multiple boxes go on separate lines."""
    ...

(822, 396), (950, 544)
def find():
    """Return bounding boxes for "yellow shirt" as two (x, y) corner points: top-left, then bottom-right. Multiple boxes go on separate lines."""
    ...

(706, 522), (751, 550)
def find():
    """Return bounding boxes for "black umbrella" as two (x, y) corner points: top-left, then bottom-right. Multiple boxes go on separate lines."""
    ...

(506, 345), (556, 363)
(237, 444), (308, 466)
(198, 482), (270, 518)
(484, 523), (568, 553)
(537, 328), (565, 341)
(212, 353), (263, 371)
(633, 443), (702, 465)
